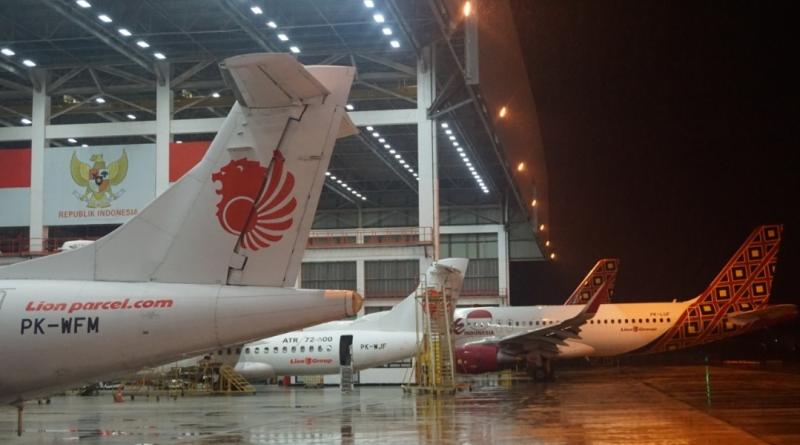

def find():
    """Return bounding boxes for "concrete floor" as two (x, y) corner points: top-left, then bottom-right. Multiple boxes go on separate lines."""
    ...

(1, 365), (799, 444)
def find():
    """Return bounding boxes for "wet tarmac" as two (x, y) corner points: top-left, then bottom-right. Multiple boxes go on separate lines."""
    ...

(1, 365), (799, 444)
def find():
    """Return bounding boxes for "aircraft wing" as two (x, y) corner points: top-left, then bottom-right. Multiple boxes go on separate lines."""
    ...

(464, 280), (609, 357)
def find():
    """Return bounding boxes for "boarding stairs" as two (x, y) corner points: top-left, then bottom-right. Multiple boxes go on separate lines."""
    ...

(340, 363), (354, 392)
(405, 276), (457, 394)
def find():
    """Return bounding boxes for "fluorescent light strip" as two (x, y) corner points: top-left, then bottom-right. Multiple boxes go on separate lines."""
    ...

(364, 126), (417, 178)
(440, 121), (488, 193)
(325, 171), (367, 201)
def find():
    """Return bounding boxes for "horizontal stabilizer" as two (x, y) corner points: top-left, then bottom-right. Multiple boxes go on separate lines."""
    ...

(338, 113), (358, 139)
(728, 304), (798, 327)
(223, 54), (330, 108)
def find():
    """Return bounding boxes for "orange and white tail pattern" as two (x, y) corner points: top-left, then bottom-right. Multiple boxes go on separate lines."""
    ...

(647, 224), (782, 353)
(563, 258), (619, 305)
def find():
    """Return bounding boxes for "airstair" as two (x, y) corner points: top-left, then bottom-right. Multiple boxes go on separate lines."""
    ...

(403, 272), (457, 394)
(340, 364), (354, 392)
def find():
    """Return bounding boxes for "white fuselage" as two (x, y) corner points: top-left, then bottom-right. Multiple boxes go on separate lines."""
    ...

(0, 280), (357, 404)
(233, 321), (419, 379)
(455, 300), (694, 358)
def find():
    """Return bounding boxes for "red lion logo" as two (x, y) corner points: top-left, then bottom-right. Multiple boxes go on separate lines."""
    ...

(211, 151), (297, 251)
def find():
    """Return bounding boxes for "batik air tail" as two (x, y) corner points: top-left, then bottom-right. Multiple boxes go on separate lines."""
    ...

(455, 225), (797, 375)
(563, 258), (619, 305)
(0, 53), (362, 404)
(229, 258), (469, 379)
(642, 224), (795, 353)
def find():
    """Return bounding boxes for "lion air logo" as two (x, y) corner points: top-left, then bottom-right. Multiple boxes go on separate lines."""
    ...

(70, 150), (128, 208)
(211, 150), (297, 251)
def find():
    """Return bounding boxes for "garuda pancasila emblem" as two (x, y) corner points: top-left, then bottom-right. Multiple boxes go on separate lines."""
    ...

(70, 150), (128, 208)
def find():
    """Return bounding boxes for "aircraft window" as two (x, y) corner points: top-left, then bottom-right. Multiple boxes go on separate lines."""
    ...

(282, 346), (287, 353)
(291, 346), (296, 353)
(264, 347), (269, 354)
(309, 346), (314, 352)
(245, 347), (250, 354)
(300, 346), (305, 353)
(273, 347), (278, 353)
(236, 347), (241, 354)
(639, 318), (643, 323)
(645, 319), (650, 323)
(217, 350), (223, 355)
(254, 347), (260, 354)
(624, 319), (629, 324)
(326, 345), (333, 352)
(535, 321), (540, 326)
(659, 318), (664, 323)
(227, 348), (232, 355)
(604, 320), (608, 324)
(611, 319), (615, 324)
(667, 318), (671, 322)
(529, 321), (533, 326)
(515, 321), (520, 326)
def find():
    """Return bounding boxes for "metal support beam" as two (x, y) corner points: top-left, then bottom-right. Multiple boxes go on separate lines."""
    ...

(428, 97), (472, 120)
(417, 46), (440, 260)
(172, 60), (215, 87)
(218, 0), (280, 52)
(47, 66), (85, 93)
(356, 80), (416, 105)
(93, 66), (154, 86)
(324, 182), (360, 207)
(155, 64), (172, 195)
(0, 77), (33, 94)
(43, 0), (154, 73)
(0, 110), (419, 142)
(29, 69), (50, 251)
(357, 135), (418, 193)
(355, 54), (415, 76)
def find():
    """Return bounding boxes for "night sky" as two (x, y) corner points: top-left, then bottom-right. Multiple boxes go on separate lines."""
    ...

(508, 2), (798, 306)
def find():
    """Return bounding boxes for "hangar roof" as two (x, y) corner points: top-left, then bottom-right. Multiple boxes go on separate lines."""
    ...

(0, 0), (547, 233)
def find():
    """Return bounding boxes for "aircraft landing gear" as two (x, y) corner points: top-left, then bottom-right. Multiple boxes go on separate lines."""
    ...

(527, 356), (555, 382)
(14, 402), (23, 436)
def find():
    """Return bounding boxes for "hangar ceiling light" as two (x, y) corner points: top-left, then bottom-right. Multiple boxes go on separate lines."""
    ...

(365, 127), (418, 178)
(21, 118), (32, 125)
(118, 28), (131, 37)
(267, 21), (277, 29)
(250, 6), (263, 15)
(97, 14), (112, 23)
(325, 172), (367, 201)
(363, 0), (375, 7)
(2, 48), (15, 56)
(136, 40), (150, 48)
(277, 33), (289, 41)
(440, 121), (489, 194)
(373, 13), (385, 23)
(289, 46), (300, 54)
(75, 0), (91, 8)
(22, 59), (36, 67)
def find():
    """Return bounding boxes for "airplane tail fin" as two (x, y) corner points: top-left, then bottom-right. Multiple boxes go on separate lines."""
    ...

(0, 54), (356, 286)
(563, 258), (619, 305)
(354, 258), (469, 332)
(648, 224), (785, 352)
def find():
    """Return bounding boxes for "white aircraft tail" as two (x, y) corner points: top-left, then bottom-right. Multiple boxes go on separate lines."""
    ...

(355, 258), (469, 332)
(0, 54), (356, 286)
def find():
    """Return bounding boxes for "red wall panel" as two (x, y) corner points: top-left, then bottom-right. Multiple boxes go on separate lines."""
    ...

(169, 141), (211, 182)
(0, 148), (31, 188)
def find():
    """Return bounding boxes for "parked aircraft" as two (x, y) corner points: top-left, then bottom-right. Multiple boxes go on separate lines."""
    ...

(455, 225), (796, 380)
(0, 54), (362, 415)
(224, 258), (469, 380)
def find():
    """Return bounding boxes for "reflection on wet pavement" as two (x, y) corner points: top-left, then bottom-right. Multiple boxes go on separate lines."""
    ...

(1, 365), (798, 444)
